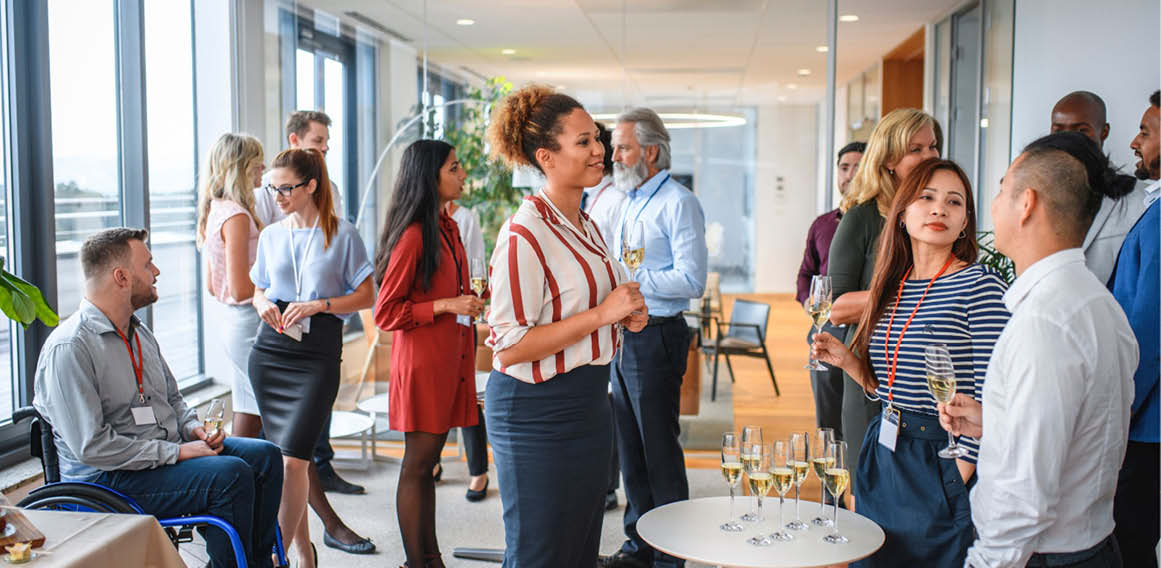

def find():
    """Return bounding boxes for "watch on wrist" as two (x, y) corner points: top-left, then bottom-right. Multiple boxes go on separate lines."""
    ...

(322, 298), (331, 312)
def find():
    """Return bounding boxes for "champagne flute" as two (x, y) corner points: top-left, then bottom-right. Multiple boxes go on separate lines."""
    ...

(805, 275), (833, 370)
(786, 432), (810, 531)
(740, 425), (763, 522)
(203, 398), (224, 438)
(621, 220), (645, 281)
(470, 258), (487, 324)
(767, 440), (794, 542)
(719, 432), (745, 532)
(926, 343), (968, 459)
(811, 428), (836, 526)
(745, 443), (774, 546)
(823, 440), (850, 544)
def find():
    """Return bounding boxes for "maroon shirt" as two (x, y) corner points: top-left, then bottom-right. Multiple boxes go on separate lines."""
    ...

(796, 209), (842, 303)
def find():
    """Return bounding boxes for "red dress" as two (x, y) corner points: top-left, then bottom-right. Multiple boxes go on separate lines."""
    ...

(374, 214), (478, 433)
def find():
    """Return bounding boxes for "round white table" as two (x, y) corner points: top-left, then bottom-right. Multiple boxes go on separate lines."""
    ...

(636, 496), (884, 568)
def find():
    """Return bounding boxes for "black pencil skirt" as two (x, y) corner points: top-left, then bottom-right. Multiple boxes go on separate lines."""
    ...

(248, 301), (343, 460)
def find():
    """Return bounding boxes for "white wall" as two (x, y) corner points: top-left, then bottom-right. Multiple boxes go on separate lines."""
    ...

(754, 104), (820, 293)
(1010, 0), (1160, 170)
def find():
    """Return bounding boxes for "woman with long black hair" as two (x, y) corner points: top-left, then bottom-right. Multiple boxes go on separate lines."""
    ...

(373, 140), (483, 568)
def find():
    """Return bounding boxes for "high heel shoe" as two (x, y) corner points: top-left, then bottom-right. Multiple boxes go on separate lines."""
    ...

(432, 463), (443, 482)
(465, 477), (489, 502)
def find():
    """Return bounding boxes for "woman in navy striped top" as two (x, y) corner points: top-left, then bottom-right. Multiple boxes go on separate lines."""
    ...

(814, 159), (1009, 567)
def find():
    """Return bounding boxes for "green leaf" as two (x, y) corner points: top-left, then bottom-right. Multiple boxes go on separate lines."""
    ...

(1, 270), (59, 327)
(0, 284), (23, 323)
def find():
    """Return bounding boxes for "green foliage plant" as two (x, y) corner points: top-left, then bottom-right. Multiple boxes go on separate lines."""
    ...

(0, 257), (58, 328)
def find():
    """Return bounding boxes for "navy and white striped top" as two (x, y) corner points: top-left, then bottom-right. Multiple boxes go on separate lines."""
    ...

(869, 263), (1010, 463)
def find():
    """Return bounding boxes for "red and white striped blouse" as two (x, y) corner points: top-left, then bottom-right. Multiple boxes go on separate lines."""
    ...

(487, 191), (628, 384)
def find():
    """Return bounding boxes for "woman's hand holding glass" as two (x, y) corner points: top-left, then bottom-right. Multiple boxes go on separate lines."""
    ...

(811, 332), (879, 391)
(435, 295), (485, 318)
(805, 276), (833, 370)
(600, 282), (646, 330)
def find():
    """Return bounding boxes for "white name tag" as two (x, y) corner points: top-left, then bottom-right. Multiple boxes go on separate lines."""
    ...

(283, 324), (303, 342)
(131, 405), (157, 426)
(878, 406), (899, 452)
(456, 314), (472, 327)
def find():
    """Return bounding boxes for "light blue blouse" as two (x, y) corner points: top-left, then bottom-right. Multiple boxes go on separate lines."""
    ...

(250, 219), (374, 320)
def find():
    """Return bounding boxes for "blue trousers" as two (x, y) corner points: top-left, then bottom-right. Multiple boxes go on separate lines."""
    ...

(613, 317), (690, 568)
(93, 437), (283, 568)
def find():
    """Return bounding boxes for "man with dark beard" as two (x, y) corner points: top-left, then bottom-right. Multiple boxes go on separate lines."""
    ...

(602, 108), (707, 568)
(1110, 89), (1160, 568)
(33, 228), (283, 568)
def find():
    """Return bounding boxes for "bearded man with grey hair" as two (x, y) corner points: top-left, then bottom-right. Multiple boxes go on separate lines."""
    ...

(601, 108), (708, 568)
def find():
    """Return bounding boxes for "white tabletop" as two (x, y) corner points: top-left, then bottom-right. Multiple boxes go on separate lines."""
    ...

(329, 410), (374, 438)
(636, 496), (884, 568)
(16, 508), (184, 568)
(356, 393), (388, 415)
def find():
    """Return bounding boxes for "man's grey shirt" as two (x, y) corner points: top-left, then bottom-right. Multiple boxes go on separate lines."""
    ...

(33, 299), (200, 480)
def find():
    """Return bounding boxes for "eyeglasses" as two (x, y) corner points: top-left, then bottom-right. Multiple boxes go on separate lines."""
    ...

(265, 181), (308, 197)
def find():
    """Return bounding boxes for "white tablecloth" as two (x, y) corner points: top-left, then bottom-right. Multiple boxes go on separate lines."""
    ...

(15, 508), (183, 568)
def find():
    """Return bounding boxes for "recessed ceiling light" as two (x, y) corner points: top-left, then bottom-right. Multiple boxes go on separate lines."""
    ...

(501, 48), (516, 55)
(556, 85), (567, 90)
(787, 83), (799, 90)
(816, 45), (829, 53)
(777, 96), (788, 102)
(797, 68), (812, 76)
(839, 14), (859, 22)
(456, 18), (475, 26)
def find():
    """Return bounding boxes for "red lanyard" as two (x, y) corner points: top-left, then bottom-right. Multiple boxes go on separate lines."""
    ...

(115, 327), (145, 404)
(882, 255), (955, 403)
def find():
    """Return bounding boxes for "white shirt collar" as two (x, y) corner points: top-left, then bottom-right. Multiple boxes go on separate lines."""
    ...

(1002, 248), (1085, 313)
(1143, 178), (1160, 207)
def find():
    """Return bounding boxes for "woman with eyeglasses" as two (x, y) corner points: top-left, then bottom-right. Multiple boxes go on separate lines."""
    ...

(248, 148), (375, 568)
(195, 132), (266, 439)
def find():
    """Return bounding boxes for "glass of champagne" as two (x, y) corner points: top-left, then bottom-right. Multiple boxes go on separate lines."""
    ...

(767, 440), (795, 542)
(823, 440), (850, 544)
(720, 432), (745, 532)
(745, 443), (774, 546)
(621, 220), (645, 281)
(203, 398), (224, 438)
(740, 425), (763, 522)
(470, 258), (487, 323)
(806, 275), (833, 370)
(811, 428), (836, 526)
(786, 432), (810, 531)
(926, 343), (968, 459)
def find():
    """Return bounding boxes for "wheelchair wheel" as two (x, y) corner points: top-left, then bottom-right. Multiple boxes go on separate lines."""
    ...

(17, 483), (140, 514)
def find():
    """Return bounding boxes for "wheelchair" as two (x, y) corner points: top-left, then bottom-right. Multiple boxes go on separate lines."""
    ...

(12, 406), (288, 568)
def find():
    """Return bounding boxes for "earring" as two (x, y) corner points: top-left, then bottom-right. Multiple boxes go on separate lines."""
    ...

(888, 168), (895, 176)
(958, 230), (966, 239)
(899, 219), (906, 229)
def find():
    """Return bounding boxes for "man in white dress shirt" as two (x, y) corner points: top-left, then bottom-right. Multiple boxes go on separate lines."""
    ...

(939, 131), (1139, 568)
(256, 110), (345, 225)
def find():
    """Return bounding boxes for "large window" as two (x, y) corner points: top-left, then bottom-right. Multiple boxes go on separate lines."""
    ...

(0, 0), (11, 423)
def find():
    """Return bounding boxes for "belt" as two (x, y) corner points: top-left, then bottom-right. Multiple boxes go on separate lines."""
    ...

(878, 403), (948, 441)
(1026, 535), (1115, 567)
(646, 314), (685, 326)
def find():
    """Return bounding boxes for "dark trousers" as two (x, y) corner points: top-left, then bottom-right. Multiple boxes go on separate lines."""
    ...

(461, 406), (488, 476)
(807, 323), (844, 438)
(93, 437), (283, 568)
(608, 391), (621, 493)
(612, 317), (690, 568)
(1027, 535), (1122, 567)
(1113, 440), (1159, 567)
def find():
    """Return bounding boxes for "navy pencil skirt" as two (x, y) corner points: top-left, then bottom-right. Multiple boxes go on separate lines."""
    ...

(485, 364), (613, 568)
(852, 406), (975, 568)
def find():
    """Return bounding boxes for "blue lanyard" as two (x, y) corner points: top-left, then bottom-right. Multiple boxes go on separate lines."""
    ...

(620, 173), (669, 248)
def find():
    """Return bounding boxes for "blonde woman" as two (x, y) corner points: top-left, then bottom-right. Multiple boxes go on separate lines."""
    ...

(825, 108), (939, 500)
(195, 132), (266, 438)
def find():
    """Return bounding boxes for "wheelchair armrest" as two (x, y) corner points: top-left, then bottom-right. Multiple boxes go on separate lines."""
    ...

(12, 406), (40, 424)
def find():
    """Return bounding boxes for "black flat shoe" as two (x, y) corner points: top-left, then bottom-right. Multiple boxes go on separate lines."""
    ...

(323, 531), (376, 554)
(465, 478), (489, 502)
(604, 490), (618, 511)
(319, 466), (366, 495)
(432, 463), (443, 482)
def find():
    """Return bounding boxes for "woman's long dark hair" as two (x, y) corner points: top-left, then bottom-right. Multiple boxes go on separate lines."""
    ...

(852, 159), (978, 378)
(373, 140), (454, 289)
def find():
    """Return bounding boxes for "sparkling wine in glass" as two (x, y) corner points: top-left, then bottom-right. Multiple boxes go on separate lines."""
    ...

(621, 221), (645, 281)
(740, 425), (763, 522)
(745, 443), (774, 547)
(470, 258), (487, 323)
(926, 343), (969, 459)
(203, 398), (224, 438)
(806, 275), (833, 370)
(787, 432), (810, 531)
(767, 440), (794, 542)
(720, 432), (745, 532)
(823, 440), (850, 544)
(811, 428), (836, 526)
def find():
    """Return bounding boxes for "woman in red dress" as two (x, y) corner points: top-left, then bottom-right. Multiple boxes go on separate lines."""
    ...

(373, 140), (483, 568)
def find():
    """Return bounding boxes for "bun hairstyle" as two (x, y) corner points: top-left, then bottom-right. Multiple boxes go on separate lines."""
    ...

(271, 147), (339, 249)
(487, 85), (583, 173)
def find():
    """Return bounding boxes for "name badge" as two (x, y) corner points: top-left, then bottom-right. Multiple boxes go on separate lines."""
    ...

(456, 314), (472, 327)
(131, 405), (157, 426)
(878, 405), (900, 452)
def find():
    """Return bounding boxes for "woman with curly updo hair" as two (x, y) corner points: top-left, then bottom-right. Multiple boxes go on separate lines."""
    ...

(484, 85), (648, 567)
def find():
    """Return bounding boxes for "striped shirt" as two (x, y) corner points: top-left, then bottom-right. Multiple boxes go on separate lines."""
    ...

(869, 263), (1010, 463)
(487, 191), (628, 384)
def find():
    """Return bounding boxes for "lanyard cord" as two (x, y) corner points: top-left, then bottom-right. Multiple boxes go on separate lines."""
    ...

(288, 217), (320, 301)
(619, 173), (670, 249)
(114, 326), (145, 404)
(882, 255), (956, 403)
(439, 224), (464, 294)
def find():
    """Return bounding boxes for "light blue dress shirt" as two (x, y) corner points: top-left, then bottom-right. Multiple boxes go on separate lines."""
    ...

(611, 169), (708, 317)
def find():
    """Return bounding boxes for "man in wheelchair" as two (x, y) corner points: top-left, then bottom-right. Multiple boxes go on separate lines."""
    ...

(32, 228), (283, 568)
